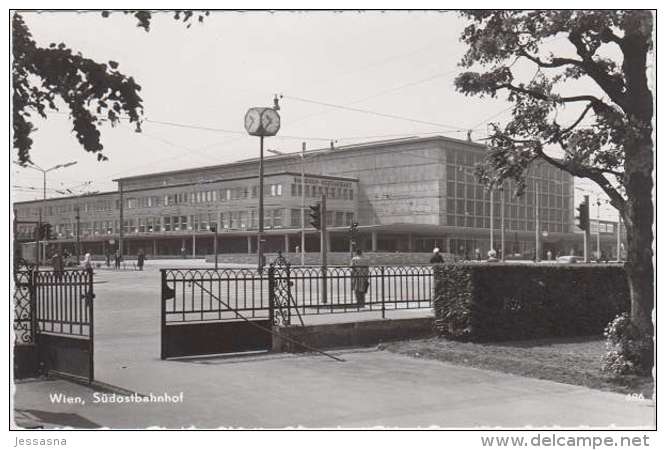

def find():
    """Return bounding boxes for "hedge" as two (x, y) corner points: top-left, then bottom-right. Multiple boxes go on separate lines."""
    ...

(433, 264), (630, 341)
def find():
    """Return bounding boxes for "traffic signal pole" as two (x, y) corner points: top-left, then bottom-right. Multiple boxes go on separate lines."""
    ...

(321, 194), (328, 305)
(583, 195), (590, 263)
(301, 142), (306, 266)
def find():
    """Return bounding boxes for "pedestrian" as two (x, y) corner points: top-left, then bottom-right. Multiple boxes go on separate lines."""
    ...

(546, 250), (553, 261)
(181, 247), (186, 259)
(475, 248), (481, 261)
(430, 247), (444, 264)
(137, 249), (145, 271)
(51, 252), (64, 278)
(82, 251), (93, 275)
(105, 251), (111, 267)
(114, 249), (121, 269)
(350, 249), (370, 307)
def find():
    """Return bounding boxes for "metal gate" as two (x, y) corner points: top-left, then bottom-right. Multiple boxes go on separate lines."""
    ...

(160, 267), (273, 359)
(13, 264), (94, 383)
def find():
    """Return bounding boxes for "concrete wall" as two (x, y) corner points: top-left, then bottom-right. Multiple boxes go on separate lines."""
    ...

(272, 317), (435, 353)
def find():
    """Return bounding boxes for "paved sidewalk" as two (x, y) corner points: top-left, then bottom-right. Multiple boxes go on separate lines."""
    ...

(13, 349), (655, 429)
(12, 266), (654, 429)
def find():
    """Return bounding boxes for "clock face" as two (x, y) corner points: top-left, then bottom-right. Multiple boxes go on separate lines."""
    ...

(261, 108), (281, 135)
(244, 108), (262, 134)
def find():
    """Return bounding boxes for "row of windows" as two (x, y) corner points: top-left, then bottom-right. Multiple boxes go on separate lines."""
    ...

(290, 184), (354, 200)
(289, 209), (355, 227)
(120, 181), (356, 212)
(446, 199), (569, 222)
(43, 208), (357, 238)
(446, 214), (568, 233)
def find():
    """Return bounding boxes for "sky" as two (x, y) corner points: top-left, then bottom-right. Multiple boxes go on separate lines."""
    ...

(11, 10), (622, 219)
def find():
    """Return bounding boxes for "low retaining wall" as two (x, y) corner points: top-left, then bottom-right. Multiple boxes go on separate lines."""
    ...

(272, 317), (434, 352)
(206, 252), (454, 266)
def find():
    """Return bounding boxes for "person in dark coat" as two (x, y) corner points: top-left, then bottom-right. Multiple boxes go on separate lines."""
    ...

(137, 249), (145, 271)
(430, 247), (444, 264)
(51, 252), (64, 278)
(350, 249), (370, 307)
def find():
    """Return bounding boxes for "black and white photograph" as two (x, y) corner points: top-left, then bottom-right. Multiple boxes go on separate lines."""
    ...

(6, 4), (659, 443)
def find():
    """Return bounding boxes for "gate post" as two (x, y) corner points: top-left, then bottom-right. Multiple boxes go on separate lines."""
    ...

(268, 264), (275, 326)
(87, 270), (95, 383)
(29, 269), (37, 344)
(160, 269), (167, 360)
(286, 264), (292, 324)
(380, 266), (386, 319)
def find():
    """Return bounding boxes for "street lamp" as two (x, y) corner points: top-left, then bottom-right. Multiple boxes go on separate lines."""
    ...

(14, 160), (78, 200)
(14, 160), (77, 265)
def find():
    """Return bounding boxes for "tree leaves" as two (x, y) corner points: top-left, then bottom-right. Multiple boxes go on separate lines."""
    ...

(456, 10), (653, 213)
(12, 10), (208, 163)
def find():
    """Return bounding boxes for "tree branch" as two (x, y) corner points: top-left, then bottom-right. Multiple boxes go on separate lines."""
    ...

(497, 83), (602, 105)
(568, 31), (629, 111)
(535, 142), (626, 212)
(558, 102), (594, 136)
(518, 48), (583, 69)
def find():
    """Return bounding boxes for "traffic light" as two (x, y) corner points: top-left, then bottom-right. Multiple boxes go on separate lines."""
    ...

(44, 223), (54, 240)
(349, 222), (358, 234)
(34, 223), (54, 240)
(575, 201), (589, 231)
(309, 203), (322, 230)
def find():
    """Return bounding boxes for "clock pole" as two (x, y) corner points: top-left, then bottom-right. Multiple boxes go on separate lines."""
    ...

(258, 135), (265, 273)
(244, 100), (281, 274)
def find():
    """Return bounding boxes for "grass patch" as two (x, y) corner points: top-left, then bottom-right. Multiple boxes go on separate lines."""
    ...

(381, 336), (653, 397)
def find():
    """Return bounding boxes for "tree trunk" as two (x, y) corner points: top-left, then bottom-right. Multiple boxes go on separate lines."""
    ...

(622, 136), (654, 339)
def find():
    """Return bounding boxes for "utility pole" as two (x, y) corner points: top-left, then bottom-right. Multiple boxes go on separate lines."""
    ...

(212, 224), (219, 270)
(596, 198), (602, 261)
(36, 208), (42, 269)
(75, 205), (81, 263)
(535, 181), (540, 262)
(583, 195), (590, 263)
(489, 188), (494, 255)
(301, 142), (306, 266)
(500, 184), (505, 262)
(321, 194), (328, 305)
(119, 183), (124, 262)
(616, 215), (622, 262)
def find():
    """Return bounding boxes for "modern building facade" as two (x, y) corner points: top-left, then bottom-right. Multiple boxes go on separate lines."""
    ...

(13, 135), (623, 260)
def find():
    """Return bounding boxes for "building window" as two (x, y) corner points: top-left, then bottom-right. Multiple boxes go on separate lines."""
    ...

(291, 209), (301, 227)
(273, 209), (283, 228)
(335, 212), (344, 227)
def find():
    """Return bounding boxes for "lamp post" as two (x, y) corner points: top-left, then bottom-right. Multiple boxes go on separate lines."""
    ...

(245, 99), (281, 273)
(596, 197), (602, 261)
(14, 160), (77, 265)
(499, 183), (505, 261)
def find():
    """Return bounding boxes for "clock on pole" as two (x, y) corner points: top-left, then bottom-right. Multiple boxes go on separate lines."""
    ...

(244, 98), (282, 273)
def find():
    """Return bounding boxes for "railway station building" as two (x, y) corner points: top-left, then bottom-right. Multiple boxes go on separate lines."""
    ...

(13, 135), (624, 261)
